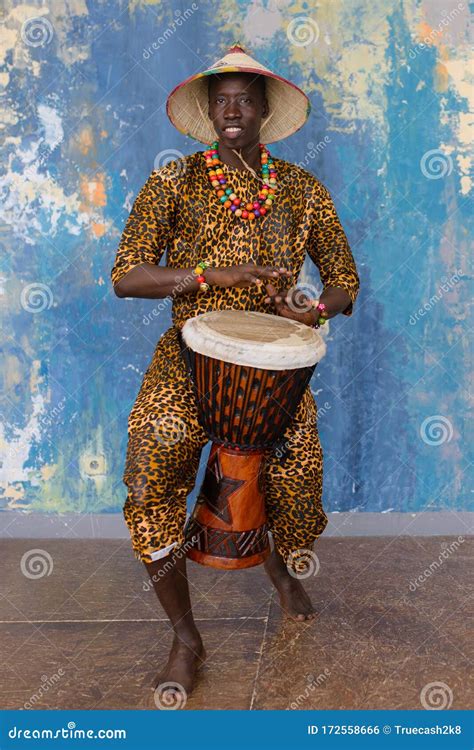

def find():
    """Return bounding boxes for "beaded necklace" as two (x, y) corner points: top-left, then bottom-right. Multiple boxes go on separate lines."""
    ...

(204, 141), (277, 221)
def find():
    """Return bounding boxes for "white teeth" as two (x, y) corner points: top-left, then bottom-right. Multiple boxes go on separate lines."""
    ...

(225, 127), (242, 132)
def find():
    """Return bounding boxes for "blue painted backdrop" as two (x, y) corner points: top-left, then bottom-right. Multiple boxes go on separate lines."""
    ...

(1, 0), (471, 517)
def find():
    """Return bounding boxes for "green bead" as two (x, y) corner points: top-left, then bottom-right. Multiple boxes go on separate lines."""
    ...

(220, 196), (227, 202)
(225, 188), (232, 195)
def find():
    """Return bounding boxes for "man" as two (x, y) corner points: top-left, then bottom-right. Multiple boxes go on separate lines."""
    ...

(111, 44), (359, 699)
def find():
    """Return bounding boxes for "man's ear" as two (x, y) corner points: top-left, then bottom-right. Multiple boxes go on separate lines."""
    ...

(262, 98), (269, 118)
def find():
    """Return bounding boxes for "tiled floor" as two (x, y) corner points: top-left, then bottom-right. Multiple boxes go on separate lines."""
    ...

(0, 537), (471, 710)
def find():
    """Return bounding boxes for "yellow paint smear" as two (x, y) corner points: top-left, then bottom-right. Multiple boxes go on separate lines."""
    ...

(40, 464), (57, 481)
(77, 126), (94, 155)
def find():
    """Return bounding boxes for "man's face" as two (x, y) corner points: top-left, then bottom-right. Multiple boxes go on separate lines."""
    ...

(208, 73), (268, 149)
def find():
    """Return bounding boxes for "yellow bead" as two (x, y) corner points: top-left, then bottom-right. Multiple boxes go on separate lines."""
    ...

(212, 180), (219, 187)
(229, 193), (237, 200)
(235, 209), (242, 217)
(265, 199), (272, 206)
(194, 265), (204, 275)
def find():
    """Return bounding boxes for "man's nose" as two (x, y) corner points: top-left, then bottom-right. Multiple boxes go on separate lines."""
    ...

(223, 99), (242, 119)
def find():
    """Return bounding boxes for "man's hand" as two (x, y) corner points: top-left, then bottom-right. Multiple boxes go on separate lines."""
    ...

(264, 284), (352, 326)
(264, 284), (317, 326)
(317, 286), (352, 317)
(207, 264), (292, 289)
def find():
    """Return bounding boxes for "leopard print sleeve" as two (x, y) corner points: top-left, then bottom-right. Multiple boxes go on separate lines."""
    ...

(307, 180), (360, 316)
(110, 166), (178, 288)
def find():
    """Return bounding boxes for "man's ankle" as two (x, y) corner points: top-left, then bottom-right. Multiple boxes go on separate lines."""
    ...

(173, 627), (202, 647)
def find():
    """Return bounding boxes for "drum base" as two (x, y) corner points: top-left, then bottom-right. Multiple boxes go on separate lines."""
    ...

(187, 546), (271, 570)
(185, 443), (271, 570)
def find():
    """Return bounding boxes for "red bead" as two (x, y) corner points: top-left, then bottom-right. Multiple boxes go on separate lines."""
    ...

(260, 207), (267, 215)
(241, 210), (248, 218)
(232, 198), (241, 205)
(196, 275), (205, 283)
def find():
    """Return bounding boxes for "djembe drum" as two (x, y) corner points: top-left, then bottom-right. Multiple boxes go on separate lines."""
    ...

(180, 310), (326, 570)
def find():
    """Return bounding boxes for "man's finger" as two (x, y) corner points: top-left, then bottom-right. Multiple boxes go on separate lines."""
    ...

(277, 305), (295, 319)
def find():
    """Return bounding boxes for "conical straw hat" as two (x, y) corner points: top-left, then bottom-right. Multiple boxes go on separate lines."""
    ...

(166, 43), (310, 145)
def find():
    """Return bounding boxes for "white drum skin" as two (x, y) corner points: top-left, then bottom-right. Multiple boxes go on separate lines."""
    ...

(181, 310), (326, 371)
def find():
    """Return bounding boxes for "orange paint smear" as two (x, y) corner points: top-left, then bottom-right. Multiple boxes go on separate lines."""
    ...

(91, 223), (106, 237)
(80, 174), (107, 209)
(418, 21), (437, 45)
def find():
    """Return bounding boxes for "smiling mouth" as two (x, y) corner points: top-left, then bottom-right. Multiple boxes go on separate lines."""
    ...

(222, 126), (244, 134)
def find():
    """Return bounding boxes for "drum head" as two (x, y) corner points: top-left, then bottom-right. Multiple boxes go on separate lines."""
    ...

(181, 310), (326, 370)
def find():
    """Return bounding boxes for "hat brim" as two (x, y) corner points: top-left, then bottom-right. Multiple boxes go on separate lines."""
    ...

(166, 65), (311, 145)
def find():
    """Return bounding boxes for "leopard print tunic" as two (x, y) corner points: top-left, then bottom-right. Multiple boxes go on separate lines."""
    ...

(111, 151), (359, 571)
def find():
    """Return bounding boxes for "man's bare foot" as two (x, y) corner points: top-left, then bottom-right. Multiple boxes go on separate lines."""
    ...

(264, 549), (316, 622)
(152, 631), (206, 701)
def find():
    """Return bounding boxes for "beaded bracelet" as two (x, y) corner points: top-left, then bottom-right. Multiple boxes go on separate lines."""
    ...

(194, 260), (211, 292)
(310, 300), (327, 328)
